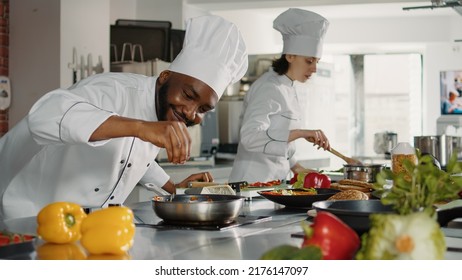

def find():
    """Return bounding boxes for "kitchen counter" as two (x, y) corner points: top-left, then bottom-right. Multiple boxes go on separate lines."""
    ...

(2, 198), (462, 260)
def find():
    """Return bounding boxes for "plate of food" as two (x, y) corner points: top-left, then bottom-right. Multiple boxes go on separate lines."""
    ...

(246, 179), (284, 188)
(0, 231), (36, 259)
(258, 188), (341, 208)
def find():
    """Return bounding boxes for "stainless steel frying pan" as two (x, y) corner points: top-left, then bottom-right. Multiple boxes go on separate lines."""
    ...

(152, 194), (245, 226)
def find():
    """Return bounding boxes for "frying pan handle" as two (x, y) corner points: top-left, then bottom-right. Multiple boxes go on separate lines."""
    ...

(187, 182), (218, 188)
(145, 183), (170, 195)
(437, 206), (462, 227)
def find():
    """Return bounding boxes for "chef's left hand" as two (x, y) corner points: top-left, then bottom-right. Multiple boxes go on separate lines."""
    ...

(175, 172), (214, 189)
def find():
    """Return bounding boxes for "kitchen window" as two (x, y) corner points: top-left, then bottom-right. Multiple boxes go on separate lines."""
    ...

(325, 53), (423, 167)
(293, 53), (423, 170)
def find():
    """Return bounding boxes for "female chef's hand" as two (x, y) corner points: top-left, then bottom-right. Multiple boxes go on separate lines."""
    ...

(289, 129), (330, 151)
(138, 121), (192, 164)
(175, 172), (214, 189)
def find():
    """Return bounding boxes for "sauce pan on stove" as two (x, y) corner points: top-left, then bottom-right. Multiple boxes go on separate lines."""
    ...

(151, 194), (245, 226)
(343, 164), (385, 183)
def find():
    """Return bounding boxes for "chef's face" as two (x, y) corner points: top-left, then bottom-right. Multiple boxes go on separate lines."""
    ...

(285, 55), (320, 83)
(156, 70), (218, 127)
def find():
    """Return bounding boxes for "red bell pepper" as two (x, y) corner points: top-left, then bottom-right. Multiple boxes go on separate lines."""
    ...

(302, 211), (360, 260)
(303, 172), (331, 189)
(289, 173), (298, 184)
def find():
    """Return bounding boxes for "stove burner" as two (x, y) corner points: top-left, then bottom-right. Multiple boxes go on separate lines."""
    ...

(135, 215), (272, 231)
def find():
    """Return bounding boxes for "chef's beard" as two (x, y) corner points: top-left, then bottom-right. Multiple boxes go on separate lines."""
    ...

(157, 81), (195, 127)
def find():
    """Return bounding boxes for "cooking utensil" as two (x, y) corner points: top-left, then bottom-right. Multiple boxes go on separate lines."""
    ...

(312, 200), (462, 234)
(187, 182), (219, 188)
(343, 164), (385, 183)
(258, 188), (340, 209)
(373, 131), (397, 158)
(151, 194), (245, 225)
(187, 181), (248, 192)
(184, 185), (236, 195)
(329, 147), (362, 165)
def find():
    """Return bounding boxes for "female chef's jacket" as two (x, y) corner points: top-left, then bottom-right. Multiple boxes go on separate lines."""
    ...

(0, 73), (169, 221)
(229, 69), (302, 183)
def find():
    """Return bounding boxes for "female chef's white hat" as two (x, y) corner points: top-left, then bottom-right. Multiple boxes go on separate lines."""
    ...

(273, 8), (329, 58)
(169, 15), (248, 99)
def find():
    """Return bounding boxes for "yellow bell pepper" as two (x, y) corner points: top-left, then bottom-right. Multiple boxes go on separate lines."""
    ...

(36, 242), (87, 260)
(80, 206), (135, 255)
(36, 202), (87, 244)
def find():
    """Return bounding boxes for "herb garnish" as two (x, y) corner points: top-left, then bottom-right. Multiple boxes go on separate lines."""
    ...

(374, 151), (462, 216)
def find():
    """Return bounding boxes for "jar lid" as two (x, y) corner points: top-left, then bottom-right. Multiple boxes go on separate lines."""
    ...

(391, 142), (416, 155)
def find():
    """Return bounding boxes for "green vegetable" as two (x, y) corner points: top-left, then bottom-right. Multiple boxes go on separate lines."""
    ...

(260, 244), (322, 260)
(292, 173), (307, 189)
(374, 151), (462, 216)
(356, 212), (446, 260)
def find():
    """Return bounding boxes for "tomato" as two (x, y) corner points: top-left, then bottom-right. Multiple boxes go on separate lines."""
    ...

(0, 236), (10, 246)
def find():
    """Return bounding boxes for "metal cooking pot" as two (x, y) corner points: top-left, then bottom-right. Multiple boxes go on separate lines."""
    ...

(152, 194), (244, 225)
(414, 135), (462, 168)
(343, 164), (385, 183)
(312, 200), (462, 235)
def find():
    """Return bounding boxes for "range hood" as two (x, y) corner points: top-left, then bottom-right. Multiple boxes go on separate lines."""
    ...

(403, 0), (462, 15)
(403, 1), (462, 42)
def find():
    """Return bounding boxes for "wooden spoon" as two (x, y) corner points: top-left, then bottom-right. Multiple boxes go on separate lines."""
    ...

(329, 147), (363, 165)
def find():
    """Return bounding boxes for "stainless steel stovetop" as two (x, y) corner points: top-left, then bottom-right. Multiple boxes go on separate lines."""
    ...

(134, 214), (272, 231)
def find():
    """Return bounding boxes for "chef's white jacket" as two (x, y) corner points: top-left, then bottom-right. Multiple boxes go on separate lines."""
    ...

(229, 69), (302, 183)
(0, 73), (169, 220)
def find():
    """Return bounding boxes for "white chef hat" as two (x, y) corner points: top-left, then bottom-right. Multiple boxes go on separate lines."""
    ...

(169, 15), (248, 99)
(273, 8), (329, 58)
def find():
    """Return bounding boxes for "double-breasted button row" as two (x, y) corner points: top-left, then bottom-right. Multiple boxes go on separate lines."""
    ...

(120, 159), (151, 168)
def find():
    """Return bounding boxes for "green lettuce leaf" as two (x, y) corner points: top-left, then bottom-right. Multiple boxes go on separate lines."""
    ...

(292, 173), (307, 189)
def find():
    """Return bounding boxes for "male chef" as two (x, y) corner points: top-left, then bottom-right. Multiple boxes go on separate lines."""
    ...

(0, 15), (248, 220)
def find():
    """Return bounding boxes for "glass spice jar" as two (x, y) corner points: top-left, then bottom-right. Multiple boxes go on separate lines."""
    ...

(391, 142), (417, 181)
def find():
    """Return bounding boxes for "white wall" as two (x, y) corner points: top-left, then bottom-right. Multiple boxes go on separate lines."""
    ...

(60, 0), (110, 88)
(10, 0), (61, 128)
(207, 10), (281, 55)
(9, 0), (110, 127)
(135, 0), (184, 29)
(110, 0), (137, 24)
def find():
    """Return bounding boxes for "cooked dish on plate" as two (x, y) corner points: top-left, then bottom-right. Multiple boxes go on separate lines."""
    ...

(248, 179), (283, 187)
(259, 188), (317, 196)
(258, 188), (340, 208)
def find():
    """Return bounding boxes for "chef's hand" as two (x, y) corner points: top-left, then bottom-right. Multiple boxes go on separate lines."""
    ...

(138, 121), (192, 164)
(306, 129), (330, 151)
(289, 129), (330, 151)
(175, 172), (214, 189)
(90, 116), (191, 164)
